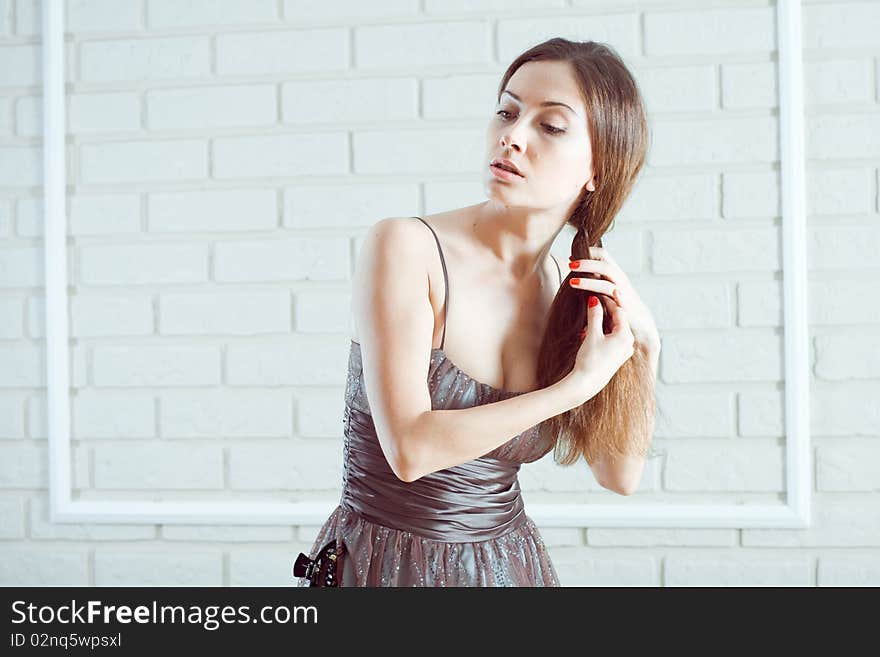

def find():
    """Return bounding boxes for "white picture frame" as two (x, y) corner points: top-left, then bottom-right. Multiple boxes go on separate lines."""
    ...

(45, 0), (810, 528)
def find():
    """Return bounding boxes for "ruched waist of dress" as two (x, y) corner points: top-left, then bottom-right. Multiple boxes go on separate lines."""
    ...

(340, 406), (527, 542)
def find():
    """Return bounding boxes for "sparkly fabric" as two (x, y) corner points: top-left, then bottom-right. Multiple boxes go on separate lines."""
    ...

(295, 340), (560, 587)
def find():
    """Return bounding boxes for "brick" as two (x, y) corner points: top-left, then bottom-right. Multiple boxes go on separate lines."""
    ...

(149, 188), (277, 233)
(80, 140), (208, 184)
(0, 345), (43, 388)
(159, 290), (290, 335)
(0, 496), (24, 538)
(214, 236), (348, 282)
(0, 147), (40, 187)
(282, 78), (417, 124)
(738, 390), (785, 438)
(818, 554), (880, 586)
(226, 338), (349, 386)
(809, 279), (880, 325)
(0, 45), (39, 87)
(230, 547), (307, 585)
(0, 297), (22, 338)
(213, 133), (347, 179)
(73, 390), (155, 439)
(147, 0), (278, 28)
(620, 173), (717, 222)
(229, 440), (343, 490)
(217, 28), (347, 76)
(95, 550), (222, 585)
(0, 0), (9, 35)
(159, 390), (292, 438)
(738, 280), (782, 327)
(356, 22), (489, 68)
(804, 2), (880, 49)
(0, 394), (25, 438)
(722, 171), (780, 219)
(817, 444), (880, 491)
(816, 334), (880, 380)
(808, 114), (880, 160)
(17, 0), (140, 33)
(650, 117), (777, 166)
(640, 281), (730, 330)
(80, 37), (211, 83)
(809, 226), (880, 270)
(811, 385), (880, 437)
(0, 548), (88, 585)
(548, 549), (658, 586)
(162, 525), (292, 541)
(498, 14), (637, 63)
(534, 527), (584, 548)
(94, 444), (224, 489)
(294, 289), (352, 333)
(284, 0), (418, 20)
(0, 443), (47, 487)
(93, 344), (221, 387)
(807, 167), (873, 216)
(80, 243), (209, 285)
(654, 387), (732, 438)
(588, 528), (736, 547)
(637, 65), (715, 113)
(665, 554), (812, 586)
(295, 388), (346, 437)
(422, 73), (497, 119)
(146, 85), (276, 130)
(807, 59), (873, 106)
(721, 62), (777, 109)
(664, 441), (783, 491)
(284, 183), (419, 229)
(353, 128), (484, 174)
(71, 93), (141, 134)
(644, 7), (774, 56)
(661, 333), (782, 383)
(71, 294), (153, 337)
(652, 228), (780, 274)
(0, 246), (44, 288)
(70, 194), (141, 236)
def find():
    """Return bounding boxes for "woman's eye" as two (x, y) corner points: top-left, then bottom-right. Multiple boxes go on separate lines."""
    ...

(495, 110), (565, 135)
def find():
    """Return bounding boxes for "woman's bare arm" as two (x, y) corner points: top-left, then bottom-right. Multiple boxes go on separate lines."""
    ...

(353, 217), (597, 483)
(402, 373), (593, 482)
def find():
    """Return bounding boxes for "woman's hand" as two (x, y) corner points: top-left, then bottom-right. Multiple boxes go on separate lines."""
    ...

(567, 246), (660, 350)
(567, 292), (635, 404)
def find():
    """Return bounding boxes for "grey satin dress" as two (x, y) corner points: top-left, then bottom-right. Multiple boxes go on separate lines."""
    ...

(295, 216), (563, 587)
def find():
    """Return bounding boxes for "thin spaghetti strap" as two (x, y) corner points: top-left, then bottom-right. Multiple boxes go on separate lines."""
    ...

(412, 216), (449, 350)
(549, 253), (562, 287)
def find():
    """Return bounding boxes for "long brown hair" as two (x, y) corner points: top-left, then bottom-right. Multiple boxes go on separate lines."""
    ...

(497, 38), (657, 466)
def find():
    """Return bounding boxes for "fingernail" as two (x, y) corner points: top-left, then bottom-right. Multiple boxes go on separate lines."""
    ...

(568, 260), (580, 269)
(569, 278), (578, 286)
(588, 295), (599, 307)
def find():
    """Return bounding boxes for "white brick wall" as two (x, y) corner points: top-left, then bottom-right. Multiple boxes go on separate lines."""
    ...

(1, 0), (878, 587)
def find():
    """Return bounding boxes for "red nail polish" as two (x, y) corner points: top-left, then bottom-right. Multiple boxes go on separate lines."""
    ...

(588, 295), (599, 307)
(568, 260), (579, 269)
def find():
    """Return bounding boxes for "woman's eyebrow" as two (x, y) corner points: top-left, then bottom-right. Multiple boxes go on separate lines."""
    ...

(501, 89), (578, 116)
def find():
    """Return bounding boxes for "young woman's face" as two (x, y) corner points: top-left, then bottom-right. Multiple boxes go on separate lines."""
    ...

(484, 59), (595, 210)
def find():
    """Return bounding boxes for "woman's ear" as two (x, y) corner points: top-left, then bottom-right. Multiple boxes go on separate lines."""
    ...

(585, 176), (596, 192)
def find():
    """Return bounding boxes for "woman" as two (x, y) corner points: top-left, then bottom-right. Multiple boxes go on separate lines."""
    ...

(295, 38), (660, 587)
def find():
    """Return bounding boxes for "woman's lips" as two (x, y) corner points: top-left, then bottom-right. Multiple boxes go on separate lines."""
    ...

(489, 163), (524, 180)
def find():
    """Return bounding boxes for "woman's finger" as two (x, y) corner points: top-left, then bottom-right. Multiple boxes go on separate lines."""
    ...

(602, 292), (630, 334)
(586, 294), (604, 340)
(568, 276), (616, 297)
